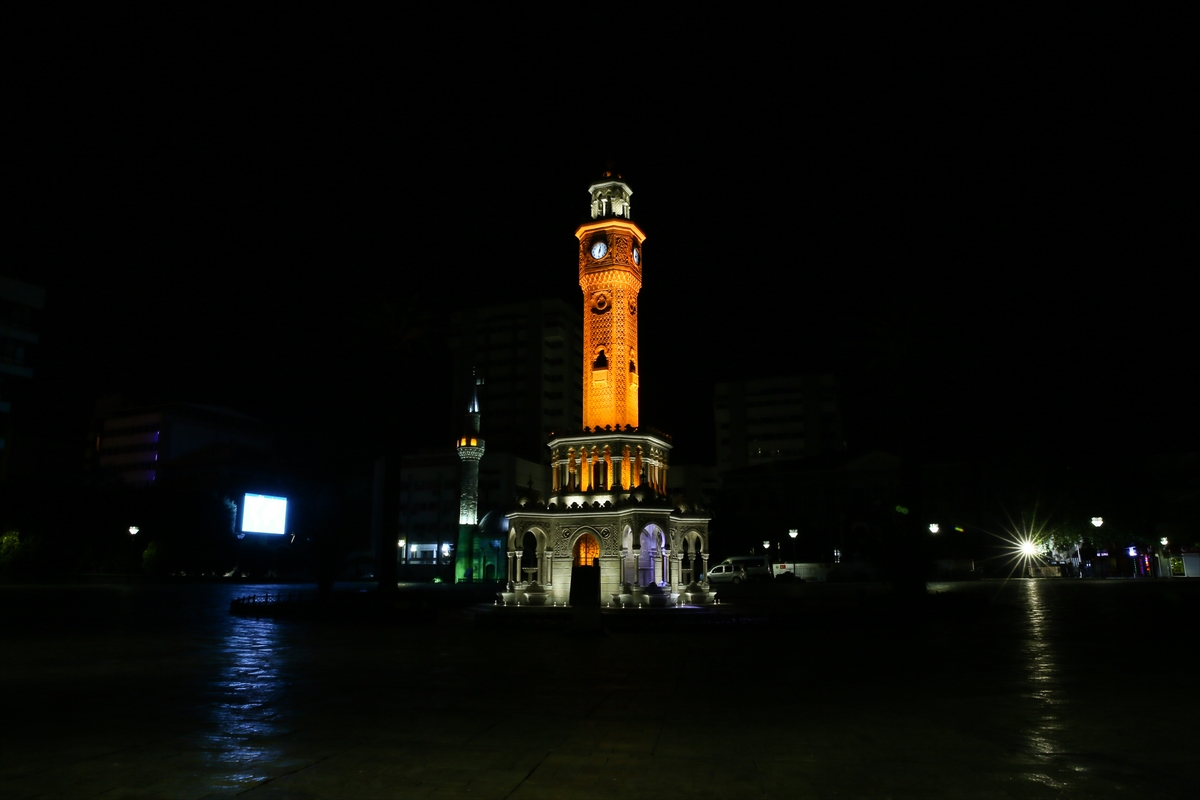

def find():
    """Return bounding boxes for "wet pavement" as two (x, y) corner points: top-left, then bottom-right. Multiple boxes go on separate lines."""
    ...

(1, 579), (1196, 798)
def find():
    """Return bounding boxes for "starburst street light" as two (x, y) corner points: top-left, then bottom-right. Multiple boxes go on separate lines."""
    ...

(982, 506), (1058, 580)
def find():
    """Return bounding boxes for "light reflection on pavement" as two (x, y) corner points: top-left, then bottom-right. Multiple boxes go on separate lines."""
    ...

(198, 614), (291, 789)
(1018, 578), (1072, 789)
(0, 580), (1195, 799)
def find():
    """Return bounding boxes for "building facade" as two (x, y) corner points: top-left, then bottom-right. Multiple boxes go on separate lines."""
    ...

(714, 374), (844, 475)
(449, 298), (583, 465)
(0, 276), (45, 480)
(504, 174), (712, 606)
(90, 401), (271, 485)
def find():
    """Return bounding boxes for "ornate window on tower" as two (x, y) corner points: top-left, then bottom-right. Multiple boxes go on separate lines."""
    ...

(574, 534), (600, 566)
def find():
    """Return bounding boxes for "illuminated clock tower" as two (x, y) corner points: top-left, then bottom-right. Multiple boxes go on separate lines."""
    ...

(501, 171), (713, 607)
(577, 175), (645, 431)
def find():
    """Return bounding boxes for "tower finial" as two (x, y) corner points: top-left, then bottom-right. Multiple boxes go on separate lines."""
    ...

(587, 171), (633, 220)
(468, 368), (482, 414)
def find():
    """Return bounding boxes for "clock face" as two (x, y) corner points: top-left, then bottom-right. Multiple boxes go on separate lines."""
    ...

(633, 247), (640, 265)
(590, 241), (608, 259)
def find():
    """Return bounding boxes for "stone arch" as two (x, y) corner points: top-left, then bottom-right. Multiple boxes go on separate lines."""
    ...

(569, 527), (603, 567)
(508, 526), (550, 585)
(638, 523), (667, 585)
(573, 534), (600, 567)
(520, 531), (538, 579)
(620, 525), (634, 583)
(680, 529), (707, 584)
(508, 525), (549, 553)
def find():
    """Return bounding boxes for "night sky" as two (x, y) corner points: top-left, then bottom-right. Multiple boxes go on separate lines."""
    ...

(10, 11), (1192, 476)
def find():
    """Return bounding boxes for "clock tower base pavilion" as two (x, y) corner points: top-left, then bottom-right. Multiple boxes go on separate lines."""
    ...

(502, 174), (713, 608)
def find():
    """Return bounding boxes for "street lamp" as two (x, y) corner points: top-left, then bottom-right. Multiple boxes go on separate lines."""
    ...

(929, 523), (939, 534)
(1086, 517), (1103, 578)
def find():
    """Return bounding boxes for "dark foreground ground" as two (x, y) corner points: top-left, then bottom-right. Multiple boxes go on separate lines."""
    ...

(1, 578), (1196, 799)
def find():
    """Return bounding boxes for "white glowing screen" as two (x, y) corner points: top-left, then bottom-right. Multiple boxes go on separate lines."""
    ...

(242, 493), (288, 535)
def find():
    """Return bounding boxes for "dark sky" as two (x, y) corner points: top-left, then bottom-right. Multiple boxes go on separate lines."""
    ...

(10, 11), (1192, 472)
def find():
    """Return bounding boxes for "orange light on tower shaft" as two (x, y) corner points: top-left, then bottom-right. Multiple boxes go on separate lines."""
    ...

(577, 180), (646, 431)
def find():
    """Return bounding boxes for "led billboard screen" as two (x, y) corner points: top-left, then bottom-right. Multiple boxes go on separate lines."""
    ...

(241, 493), (288, 535)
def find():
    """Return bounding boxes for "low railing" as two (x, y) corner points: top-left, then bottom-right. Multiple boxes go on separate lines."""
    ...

(229, 592), (308, 617)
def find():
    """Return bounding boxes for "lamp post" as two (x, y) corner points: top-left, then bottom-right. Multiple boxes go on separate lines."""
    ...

(789, 528), (798, 576)
(1089, 517), (1102, 578)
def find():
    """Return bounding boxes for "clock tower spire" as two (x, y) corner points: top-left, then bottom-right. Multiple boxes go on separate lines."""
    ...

(576, 169), (646, 430)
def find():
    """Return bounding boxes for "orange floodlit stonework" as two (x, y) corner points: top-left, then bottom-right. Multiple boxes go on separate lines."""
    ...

(576, 217), (646, 431)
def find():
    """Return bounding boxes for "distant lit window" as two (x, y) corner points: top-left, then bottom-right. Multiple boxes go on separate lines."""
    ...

(410, 544), (438, 563)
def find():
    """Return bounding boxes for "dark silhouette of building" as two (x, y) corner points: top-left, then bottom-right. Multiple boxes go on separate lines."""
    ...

(0, 276), (45, 480)
(714, 374), (844, 476)
(449, 298), (582, 465)
(89, 398), (271, 485)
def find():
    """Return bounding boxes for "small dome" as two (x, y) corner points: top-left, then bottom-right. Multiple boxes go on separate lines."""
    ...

(478, 510), (510, 538)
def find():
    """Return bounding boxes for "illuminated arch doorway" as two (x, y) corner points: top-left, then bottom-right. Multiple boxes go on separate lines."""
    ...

(681, 530), (705, 584)
(509, 527), (550, 585)
(521, 532), (539, 582)
(639, 525), (665, 585)
(574, 533), (600, 567)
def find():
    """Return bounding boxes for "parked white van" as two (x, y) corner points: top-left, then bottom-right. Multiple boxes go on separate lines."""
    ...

(707, 556), (771, 583)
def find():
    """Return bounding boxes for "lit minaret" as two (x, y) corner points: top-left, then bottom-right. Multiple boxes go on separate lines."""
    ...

(456, 374), (485, 526)
(455, 374), (485, 582)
